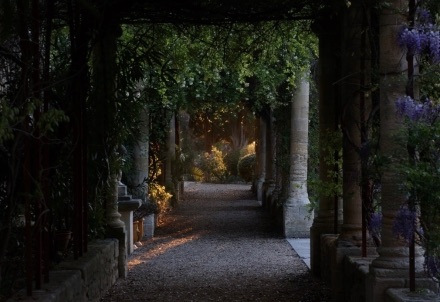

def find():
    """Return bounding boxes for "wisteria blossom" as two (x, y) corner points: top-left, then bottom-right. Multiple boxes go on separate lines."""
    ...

(398, 8), (440, 62)
(392, 205), (416, 243)
(417, 8), (433, 24)
(395, 96), (440, 123)
(368, 211), (382, 240)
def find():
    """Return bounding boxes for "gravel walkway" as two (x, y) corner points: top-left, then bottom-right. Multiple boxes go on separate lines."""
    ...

(102, 182), (331, 302)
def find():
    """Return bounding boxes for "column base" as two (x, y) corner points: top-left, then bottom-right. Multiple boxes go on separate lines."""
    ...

(262, 181), (275, 209)
(256, 178), (264, 205)
(107, 225), (127, 278)
(366, 254), (436, 302)
(331, 244), (378, 301)
(283, 203), (312, 238)
(310, 218), (335, 276)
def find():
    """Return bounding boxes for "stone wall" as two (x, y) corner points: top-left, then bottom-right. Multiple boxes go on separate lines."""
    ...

(323, 248), (439, 302)
(7, 239), (119, 302)
(343, 256), (376, 302)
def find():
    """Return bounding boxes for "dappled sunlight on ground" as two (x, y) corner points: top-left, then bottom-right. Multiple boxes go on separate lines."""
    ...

(102, 182), (331, 302)
(128, 228), (209, 269)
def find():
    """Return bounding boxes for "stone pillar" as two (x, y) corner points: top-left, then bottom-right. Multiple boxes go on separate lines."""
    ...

(283, 76), (312, 238)
(118, 198), (141, 255)
(129, 106), (149, 202)
(107, 174), (127, 278)
(310, 14), (342, 276)
(263, 110), (276, 208)
(90, 15), (127, 278)
(366, 1), (425, 300)
(332, 3), (374, 299)
(165, 112), (176, 194)
(255, 116), (266, 204)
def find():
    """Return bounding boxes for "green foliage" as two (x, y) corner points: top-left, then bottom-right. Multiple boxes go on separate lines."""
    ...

(238, 153), (256, 182)
(307, 129), (343, 212)
(0, 99), (19, 144)
(224, 149), (241, 177)
(398, 114), (440, 279)
(148, 182), (173, 213)
(0, 3), (319, 298)
(197, 146), (229, 183)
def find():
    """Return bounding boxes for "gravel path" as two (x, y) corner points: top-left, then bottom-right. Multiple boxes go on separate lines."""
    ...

(102, 182), (331, 302)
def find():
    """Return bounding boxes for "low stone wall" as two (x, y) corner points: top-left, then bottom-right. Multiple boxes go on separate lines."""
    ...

(7, 239), (119, 302)
(386, 288), (439, 302)
(343, 256), (376, 302)
(320, 234), (338, 284)
(323, 242), (440, 301)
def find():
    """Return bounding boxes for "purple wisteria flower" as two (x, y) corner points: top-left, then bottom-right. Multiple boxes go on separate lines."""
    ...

(397, 8), (440, 63)
(395, 96), (440, 123)
(399, 27), (422, 55)
(417, 8), (433, 25)
(426, 30), (440, 62)
(368, 211), (382, 238)
(392, 205), (416, 243)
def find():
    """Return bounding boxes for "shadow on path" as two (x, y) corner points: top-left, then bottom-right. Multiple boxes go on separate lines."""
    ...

(102, 182), (331, 302)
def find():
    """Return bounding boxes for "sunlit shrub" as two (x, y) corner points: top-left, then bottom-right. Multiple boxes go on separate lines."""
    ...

(148, 182), (173, 213)
(198, 147), (228, 182)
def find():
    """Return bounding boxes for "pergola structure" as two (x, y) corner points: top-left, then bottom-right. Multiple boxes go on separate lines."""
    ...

(3, 0), (437, 301)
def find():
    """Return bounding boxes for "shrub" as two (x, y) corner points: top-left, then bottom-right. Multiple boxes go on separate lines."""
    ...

(223, 149), (241, 177)
(148, 182), (173, 213)
(198, 147), (228, 182)
(238, 153), (256, 182)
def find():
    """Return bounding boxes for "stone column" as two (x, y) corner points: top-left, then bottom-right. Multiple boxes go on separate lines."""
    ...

(165, 112), (176, 194)
(338, 0), (366, 248)
(263, 110), (276, 208)
(310, 14), (342, 276)
(91, 15), (127, 278)
(283, 76), (312, 238)
(129, 106), (149, 202)
(366, 0), (425, 300)
(255, 116), (266, 204)
(332, 3), (374, 299)
(107, 174), (127, 277)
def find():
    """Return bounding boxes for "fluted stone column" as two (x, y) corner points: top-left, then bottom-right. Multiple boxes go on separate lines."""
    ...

(255, 116), (266, 204)
(283, 76), (312, 238)
(310, 14), (342, 276)
(366, 1), (425, 300)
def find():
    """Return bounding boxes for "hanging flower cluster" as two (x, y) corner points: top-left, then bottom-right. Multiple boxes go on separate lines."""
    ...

(394, 7), (440, 282)
(368, 211), (382, 241)
(392, 205), (417, 243)
(398, 9), (440, 62)
(395, 95), (440, 123)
